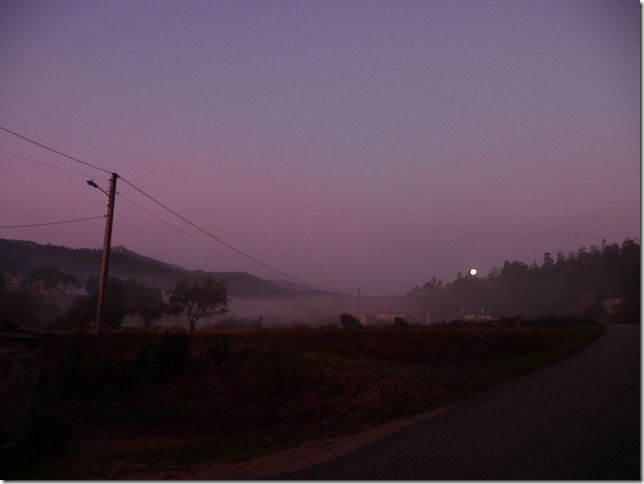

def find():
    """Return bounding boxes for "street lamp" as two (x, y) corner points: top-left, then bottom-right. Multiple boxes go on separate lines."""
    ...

(86, 179), (109, 197)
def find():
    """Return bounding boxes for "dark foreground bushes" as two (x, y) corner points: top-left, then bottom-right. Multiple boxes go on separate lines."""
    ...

(17, 323), (604, 479)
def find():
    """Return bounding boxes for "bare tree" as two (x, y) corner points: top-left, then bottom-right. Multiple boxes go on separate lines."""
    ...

(166, 277), (228, 332)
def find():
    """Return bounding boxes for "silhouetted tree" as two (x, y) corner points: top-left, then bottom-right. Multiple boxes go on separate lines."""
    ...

(128, 297), (165, 328)
(339, 313), (362, 329)
(64, 295), (96, 329)
(60, 281), (128, 330)
(393, 316), (410, 328)
(403, 239), (640, 321)
(103, 281), (128, 329)
(20, 266), (80, 291)
(165, 277), (228, 332)
(86, 276), (161, 305)
(614, 266), (640, 324)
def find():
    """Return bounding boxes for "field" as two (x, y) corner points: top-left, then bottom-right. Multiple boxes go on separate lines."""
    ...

(10, 321), (604, 479)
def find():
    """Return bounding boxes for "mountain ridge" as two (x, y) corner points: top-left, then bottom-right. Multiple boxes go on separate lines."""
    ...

(0, 238), (326, 300)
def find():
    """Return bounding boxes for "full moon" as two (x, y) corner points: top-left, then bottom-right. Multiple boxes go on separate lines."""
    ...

(469, 268), (478, 276)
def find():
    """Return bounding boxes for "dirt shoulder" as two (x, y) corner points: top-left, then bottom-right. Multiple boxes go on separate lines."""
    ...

(123, 402), (460, 480)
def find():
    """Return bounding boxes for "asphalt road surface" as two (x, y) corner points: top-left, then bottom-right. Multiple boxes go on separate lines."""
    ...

(276, 324), (640, 480)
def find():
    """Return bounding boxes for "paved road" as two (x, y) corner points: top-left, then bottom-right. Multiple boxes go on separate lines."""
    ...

(276, 324), (640, 480)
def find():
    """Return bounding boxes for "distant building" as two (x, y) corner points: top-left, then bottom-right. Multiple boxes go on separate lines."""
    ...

(456, 307), (493, 323)
(374, 312), (432, 325)
(462, 313), (493, 323)
(375, 313), (406, 324)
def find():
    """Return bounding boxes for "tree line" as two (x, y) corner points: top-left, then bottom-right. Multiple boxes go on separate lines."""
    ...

(402, 239), (640, 323)
(0, 266), (228, 332)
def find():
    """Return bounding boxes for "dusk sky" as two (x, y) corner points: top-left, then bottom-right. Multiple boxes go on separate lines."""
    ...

(0, 0), (639, 295)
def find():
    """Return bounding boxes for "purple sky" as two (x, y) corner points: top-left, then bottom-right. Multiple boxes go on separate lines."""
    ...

(0, 0), (639, 295)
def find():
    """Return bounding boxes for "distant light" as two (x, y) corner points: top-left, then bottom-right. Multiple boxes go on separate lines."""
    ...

(469, 268), (477, 276)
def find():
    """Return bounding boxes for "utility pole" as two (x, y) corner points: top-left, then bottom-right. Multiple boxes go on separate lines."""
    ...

(95, 173), (118, 334)
(356, 287), (361, 319)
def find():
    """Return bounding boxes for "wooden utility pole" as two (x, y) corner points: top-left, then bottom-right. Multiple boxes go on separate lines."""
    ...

(96, 173), (118, 334)
(356, 287), (361, 319)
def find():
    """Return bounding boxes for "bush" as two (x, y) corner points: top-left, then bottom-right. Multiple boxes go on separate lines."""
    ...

(393, 317), (410, 328)
(202, 336), (230, 370)
(60, 334), (87, 387)
(128, 297), (164, 328)
(62, 295), (95, 329)
(248, 345), (306, 401)
(0, 290), (47, 328)
(339, 313), (362, 329)
(135, 332), (191, 380)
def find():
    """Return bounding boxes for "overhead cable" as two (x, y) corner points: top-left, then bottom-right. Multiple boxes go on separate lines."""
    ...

(0, 148), (107, 179)
(0, 214), (106, 229)
(0, 125), (355, 294)
(118, 191), (279, 279)
(119, 176), (354, 294)
(0, 125), (113, 175)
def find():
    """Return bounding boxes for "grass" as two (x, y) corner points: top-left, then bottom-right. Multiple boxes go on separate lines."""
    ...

(8, 321), (604, 479)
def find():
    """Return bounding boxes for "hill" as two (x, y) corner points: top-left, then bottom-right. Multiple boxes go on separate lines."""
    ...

(400, 239), (640, 323)
(0, 238), (320, 300)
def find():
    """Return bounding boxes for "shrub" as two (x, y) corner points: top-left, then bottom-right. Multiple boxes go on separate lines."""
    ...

(135, 332), (191, 380)
(248, 345), (307, 401)
(63, 295), (95, 329)
(339, 313), (362, 329)
(60, 334), (87, 387)
(393, 317), (410, 328)
(203, 336), (230, 370)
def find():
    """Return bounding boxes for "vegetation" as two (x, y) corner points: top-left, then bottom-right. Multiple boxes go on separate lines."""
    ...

(48, 281), (129, 330)
(0, 289), (47, 328)
(339, 313), (362, 329)
(128, 297), (165, 328)
(166, 277), (229, 332)
(0, 238), (634, 477)
(393, 316), (410, 328)
(85, 275), (162, 306)
(11, 322), (603, 479)
(0, 239), (299, 300)
(0, 238), (637, 332)
(20, 266), (81, 292)
(58, 295), (95, 330)
(403, 239), (640, 322)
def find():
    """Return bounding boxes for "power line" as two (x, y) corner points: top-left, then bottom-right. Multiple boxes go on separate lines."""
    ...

(119, 176), (355, 293)
(0, 126), (355, 294)
(0, 148), (107, 179)
(0, 214), (106, 229)
(117, 191), (279, 279)
(0, 125), (112, 175)
(120, 175), (339, 291)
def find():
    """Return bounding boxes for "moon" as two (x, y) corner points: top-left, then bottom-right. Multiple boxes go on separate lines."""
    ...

(469, 268), (478, 276)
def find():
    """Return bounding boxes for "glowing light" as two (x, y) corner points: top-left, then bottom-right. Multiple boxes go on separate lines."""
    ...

(469, 268), (477, 276)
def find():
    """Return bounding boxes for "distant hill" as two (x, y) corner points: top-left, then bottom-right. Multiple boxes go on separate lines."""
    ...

(270, 279), (315, 292)
(0, 239), (323, 300)
(401, 239), (640, 323)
